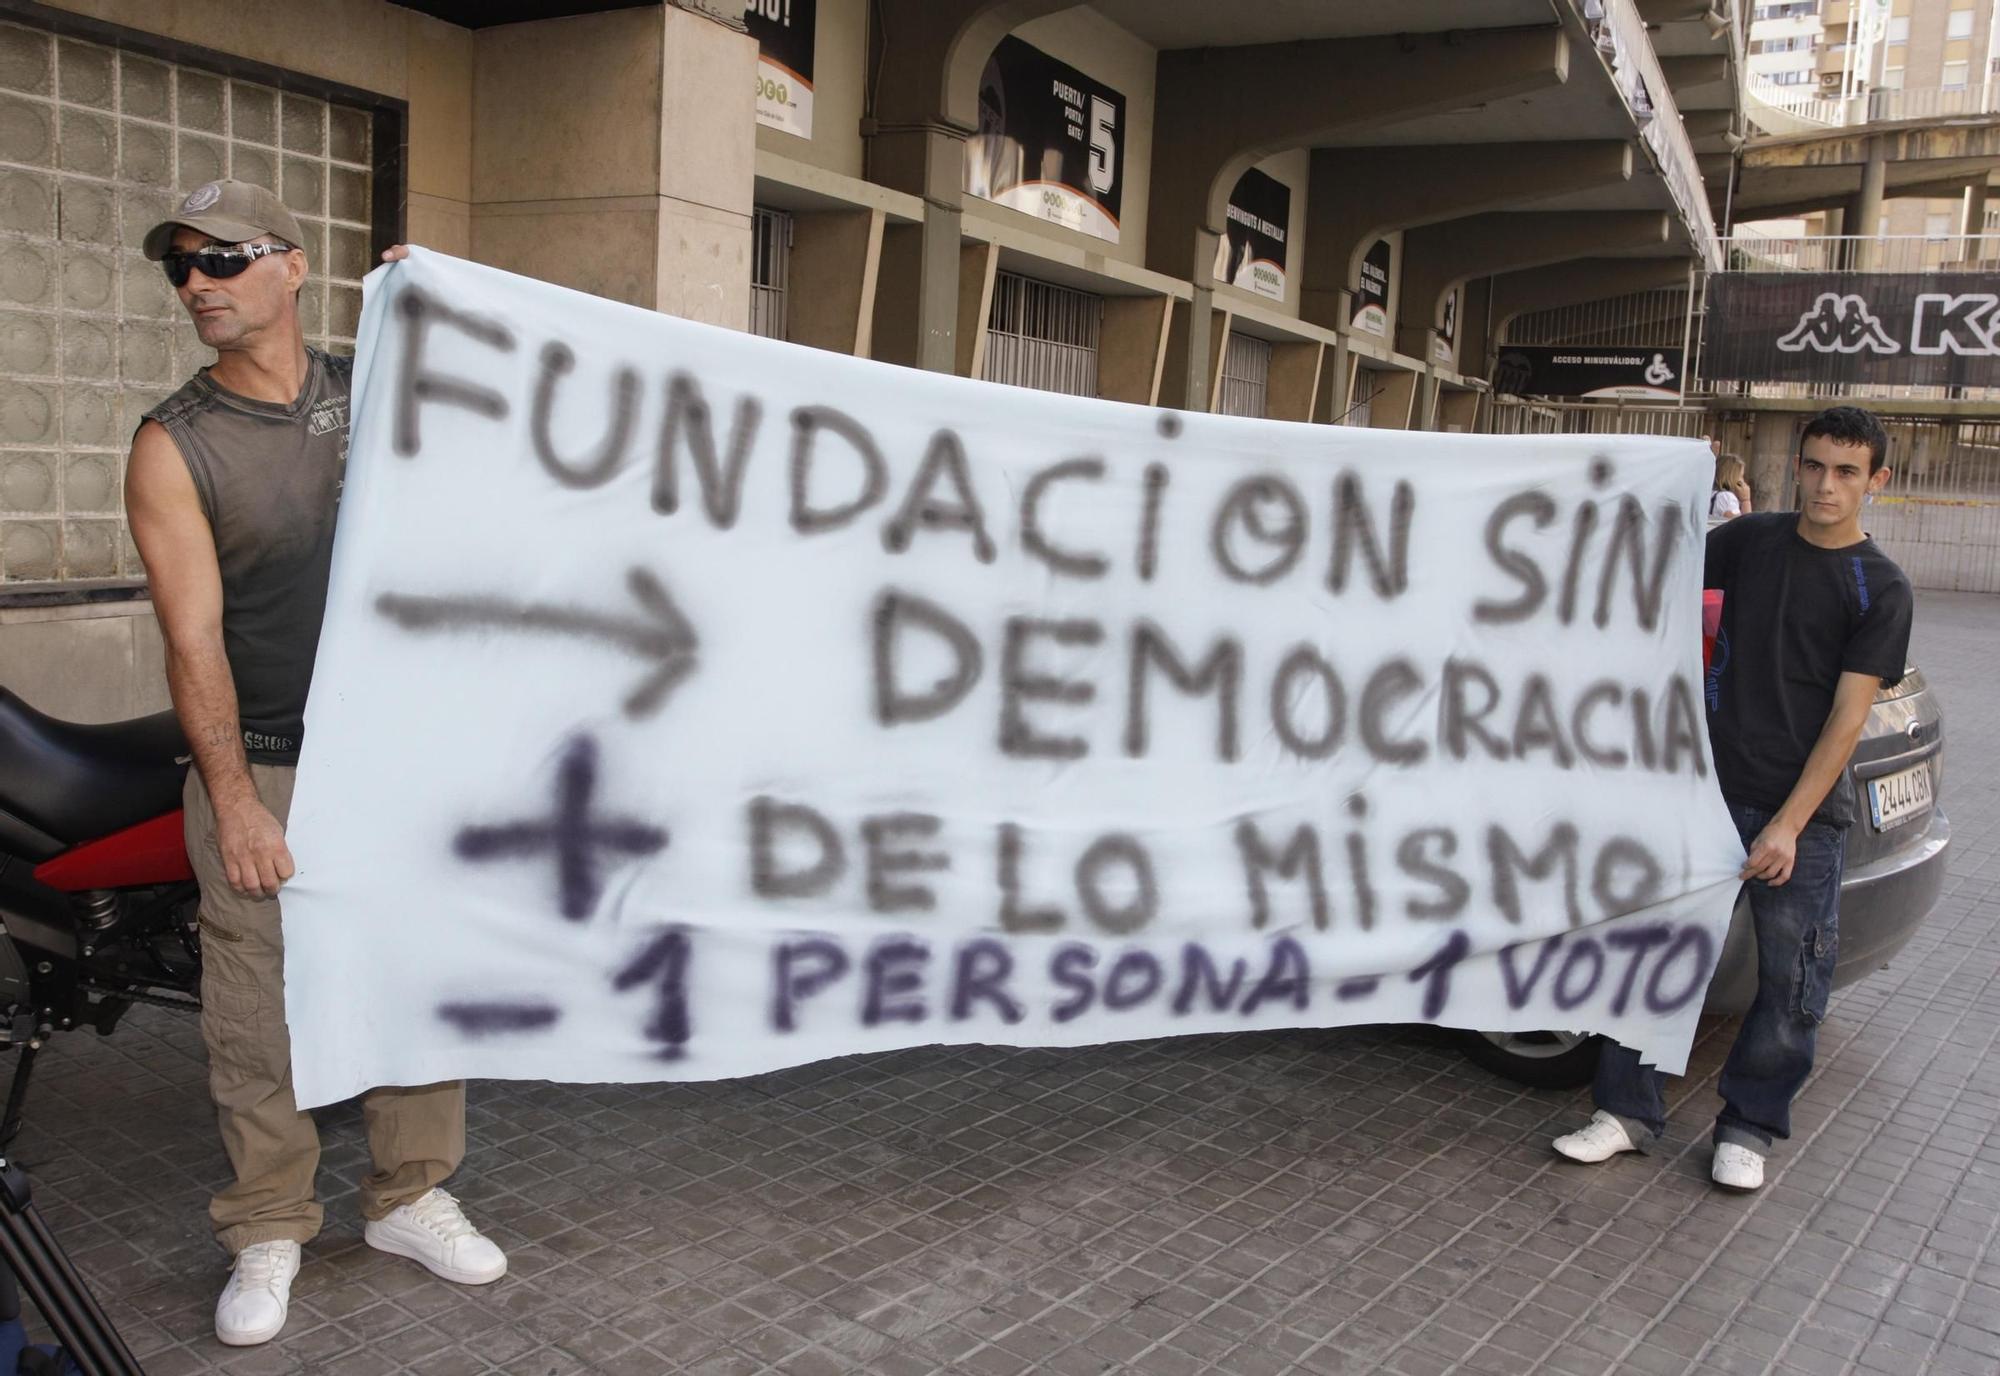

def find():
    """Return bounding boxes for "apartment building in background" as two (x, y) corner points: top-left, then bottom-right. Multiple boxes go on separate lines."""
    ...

(1745, 0), (2000, 235)
(1747, 0), (1825, 89)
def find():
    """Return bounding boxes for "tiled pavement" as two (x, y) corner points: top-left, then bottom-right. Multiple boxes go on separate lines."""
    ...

(13, 591), (2000, 1375)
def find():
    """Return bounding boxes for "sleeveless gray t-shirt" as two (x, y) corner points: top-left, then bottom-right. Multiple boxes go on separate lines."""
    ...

(144, 348), (351, 763)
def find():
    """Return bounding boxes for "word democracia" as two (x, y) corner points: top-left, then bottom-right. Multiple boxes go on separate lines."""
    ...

(870, 595), (1708, 775)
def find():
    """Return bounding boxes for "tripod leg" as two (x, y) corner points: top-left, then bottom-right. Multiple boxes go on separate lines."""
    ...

(1, 1045), (38, 1150)
(0, 1218), (120, 1372)
(0, 1164), (144, 1375)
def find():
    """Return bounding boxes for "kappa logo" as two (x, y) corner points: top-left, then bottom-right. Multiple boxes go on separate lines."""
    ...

(1909, 293), (2000, 355)
(1774, 291), (2000, 356)
(181, 182), (223, 213)
(1776, 293), (1901, 354)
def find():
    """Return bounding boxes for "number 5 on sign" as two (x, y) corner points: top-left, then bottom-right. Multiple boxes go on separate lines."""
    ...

(1088, 95), (1117, 194)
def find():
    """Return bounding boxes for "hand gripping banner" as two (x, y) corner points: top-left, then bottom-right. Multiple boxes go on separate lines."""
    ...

(281, 249), (1745, 1107)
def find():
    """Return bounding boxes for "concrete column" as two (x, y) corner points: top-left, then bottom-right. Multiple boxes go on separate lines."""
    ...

(868, 122), (973, 372)
(1160, 304), (1230, 411)
(1326, 298), (1353, 423)
(656, 6), (758, 328)
(1964, 181), (1990, 250)
(1416, 342), (1442, 432)
(1183, 230), (1222, 413)
(1457, 278), (1494, 389)
(1748, 412), (1799, 515)
(1853, 136), (1887, 271)
(1821, 204), (1847, 270)
(864, 0), (1079, 372)
(469, 7), (755, 325)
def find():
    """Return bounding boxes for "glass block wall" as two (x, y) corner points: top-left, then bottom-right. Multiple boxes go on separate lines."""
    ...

(0, 19), (374, 584)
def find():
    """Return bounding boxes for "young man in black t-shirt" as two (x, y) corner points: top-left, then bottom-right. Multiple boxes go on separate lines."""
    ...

(1553, 405), (1913, 1192)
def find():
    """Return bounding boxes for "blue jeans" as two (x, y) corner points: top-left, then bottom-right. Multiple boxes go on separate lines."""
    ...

(1593, 800), (1845, 1152)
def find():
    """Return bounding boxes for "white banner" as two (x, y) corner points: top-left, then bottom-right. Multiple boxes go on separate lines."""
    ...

(282, 250), (1745, 1108)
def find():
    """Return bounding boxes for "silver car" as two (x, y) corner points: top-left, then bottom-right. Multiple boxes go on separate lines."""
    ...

(1463, 664), (1950, 1087)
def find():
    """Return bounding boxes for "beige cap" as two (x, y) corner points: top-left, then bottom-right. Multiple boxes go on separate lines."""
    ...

(142, 180), (305, 260)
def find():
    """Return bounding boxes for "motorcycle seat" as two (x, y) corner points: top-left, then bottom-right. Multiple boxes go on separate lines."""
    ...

(0, 688), (189, 847)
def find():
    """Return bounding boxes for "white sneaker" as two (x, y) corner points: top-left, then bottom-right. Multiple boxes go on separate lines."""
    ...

(363, 1188), (507, 1285)
(1712, 1142), (1766, 1191)
(1552, 1109), (1640, 1163)
(214, 1240), (301, 1347)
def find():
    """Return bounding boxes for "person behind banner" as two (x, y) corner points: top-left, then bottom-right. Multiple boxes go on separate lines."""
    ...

(1710, 452), (1752, 521)
(122, 185), (503, 1348)
(1554, 406), (1912, 1192)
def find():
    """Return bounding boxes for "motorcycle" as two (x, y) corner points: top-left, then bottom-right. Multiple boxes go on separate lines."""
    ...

(0, 688), (201, 1147)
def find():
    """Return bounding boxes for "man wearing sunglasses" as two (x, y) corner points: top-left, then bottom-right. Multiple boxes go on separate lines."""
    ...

(124, 181), (505, 1348)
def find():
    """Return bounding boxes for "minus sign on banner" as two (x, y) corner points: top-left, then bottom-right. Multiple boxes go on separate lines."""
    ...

(437, 1002), (564, 1036)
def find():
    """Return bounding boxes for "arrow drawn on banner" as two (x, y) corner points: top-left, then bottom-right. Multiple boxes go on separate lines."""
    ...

(375, 567), (699, 718)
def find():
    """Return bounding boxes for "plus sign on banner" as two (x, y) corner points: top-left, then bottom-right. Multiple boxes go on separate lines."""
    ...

(278, 250), (1745, 1108)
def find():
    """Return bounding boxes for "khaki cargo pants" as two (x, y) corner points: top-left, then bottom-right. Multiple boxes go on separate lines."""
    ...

(185, 763), (464, 1255)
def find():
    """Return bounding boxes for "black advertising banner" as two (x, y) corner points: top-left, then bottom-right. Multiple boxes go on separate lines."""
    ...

(1214, 167), (1290, 301)
(1493, 346), (1685, 399)
(966, 36), (1125, 242)
(1353, 239), (1392, 336)
(1706, 272), (2000, 386)
(1434, 288), (1459, 367)
(745, 0), (815, 137)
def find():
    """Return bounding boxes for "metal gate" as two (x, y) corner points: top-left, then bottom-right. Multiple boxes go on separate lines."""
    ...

(1483, 399), (1708, 438)
(1216, 332), (1271, 418)
(1343, 367), (1379, 427)
(982, 271), (1101, 397)
(750, 206), (790, 341)
(1859, 419), (2000, 594)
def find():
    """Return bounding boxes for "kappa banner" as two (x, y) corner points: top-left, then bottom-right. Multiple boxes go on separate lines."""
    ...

(1706, 271), (2000, 387)
(284, 250), (1744, 1107)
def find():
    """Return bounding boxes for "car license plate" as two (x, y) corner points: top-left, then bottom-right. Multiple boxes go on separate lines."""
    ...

(1868, 763), (1933, 831)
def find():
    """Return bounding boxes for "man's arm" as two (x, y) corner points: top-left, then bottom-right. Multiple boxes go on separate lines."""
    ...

(1740, 669), (1879, 886)
(125, 420), (295, 898)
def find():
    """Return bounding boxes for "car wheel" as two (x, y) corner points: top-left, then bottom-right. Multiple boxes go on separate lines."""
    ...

(1457, 1028), (1602, 1089)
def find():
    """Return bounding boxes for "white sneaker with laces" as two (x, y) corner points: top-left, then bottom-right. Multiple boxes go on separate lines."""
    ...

(1711, 1142), (1766, 1191)
(363, 1188), (507, 1285)
(214, 1239), (301, 1347)
(1552, 1109), (1640, 1163)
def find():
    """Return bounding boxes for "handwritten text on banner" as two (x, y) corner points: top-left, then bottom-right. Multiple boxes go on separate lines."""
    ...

(281, 249), (1745, 1108)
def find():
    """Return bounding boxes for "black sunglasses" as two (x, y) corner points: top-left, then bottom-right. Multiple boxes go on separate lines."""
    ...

(160, 242), (294, 288)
